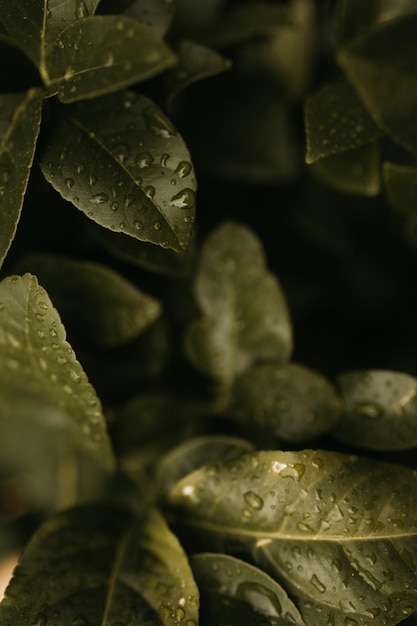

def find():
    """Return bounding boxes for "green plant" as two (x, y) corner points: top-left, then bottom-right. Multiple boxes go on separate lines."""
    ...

(1, 1), (417, 624)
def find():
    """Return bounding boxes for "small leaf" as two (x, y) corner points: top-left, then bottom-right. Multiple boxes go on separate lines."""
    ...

(333, 369), (417, 450)
(168, 449), (417, 626)
(185, 222), (292, 386)
(39, 90), (197, 251)
(191, 553), (305, 626)
(310, 142), (381, 196)
(15, 253), (161, 348)
(338, 14), (417, 156)
(0, 505), (199, 626)
(231, 362), (341, 444)
(0, 89), (43, 269)
(305, 80), (381, 164)
(0, 274), (114, 472)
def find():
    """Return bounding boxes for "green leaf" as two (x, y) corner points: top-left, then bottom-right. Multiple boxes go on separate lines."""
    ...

(338, 14), (417, 156)
(0, 274), (114, 473)
(15, 253), (161, 349)
(0, 505), (199, 626)
(0, 89), (43, 269)
(332, 369), (417, 450)
(310, 142), (381, 196)
(305, 80), (381, 164)
(185, 222), (293, 386)
(123, 0), (175, 37)
(168, 449), (417, 626)
(383, 161), (417, 216)
(39, 90), (197, 251)
(191, 553), (305, 626)
(231, 362), (341, 444)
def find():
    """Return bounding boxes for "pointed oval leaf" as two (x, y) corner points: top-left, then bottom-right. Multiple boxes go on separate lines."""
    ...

(333, 369), (417, 450)
(39, 90), (197, 251)
(383, 161), (417, 216)
(0, 274), (114, 471)
(15, 253), (161, 348)
(191, 553), (305, 626)
(0, 505), (199, 626)
(168, 449), (417, 626)
(338, 14), (417, 156)
(0, 89), (43, 269)
(305, 80), (382, 164)
(185, 222), (292, 385)
(231, 362), (341, 444)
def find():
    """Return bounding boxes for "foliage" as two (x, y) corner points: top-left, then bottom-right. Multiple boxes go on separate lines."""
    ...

(1, 1), (417, 625)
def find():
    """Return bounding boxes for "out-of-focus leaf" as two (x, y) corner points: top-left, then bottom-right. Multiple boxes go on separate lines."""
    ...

(333, 369), (417, 450)
(338, 14), (417, 156)
(310, 142), (381, 196)
(40, 90), (197, 251)
(0, 505), (199, 626)
(185, 222), (293, 386)
(231, 362), (341, 444)
(0, 89), (43, 269)
(383, 161), (417, 216)
(15, 253), (161, 349)
(168, 449), (417, 626)
(156, 435), (254, 497)
(124, 0), (174, 37)
(305, 80), (381, 164)
(191, 553), (306, 626)
(169, 0), (226, 39)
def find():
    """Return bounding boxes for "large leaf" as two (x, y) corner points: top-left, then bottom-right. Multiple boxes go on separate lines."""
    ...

(0, 89), (43, 269)
(0, 505), (199, 626)
(0, 274), (114, 473)
(15, 253), (161, 349)
(338, 14), (417, 156)
(191, 553), (305, 626)
(167, 449), (417, 626)
(40, 90), (197, 251)
(332, 369), (417, 450)
(185, 222), (293, 386)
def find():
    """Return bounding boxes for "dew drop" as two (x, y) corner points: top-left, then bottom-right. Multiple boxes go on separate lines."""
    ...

(76, 0), (89, 18)
(143, 105), (177, 138)
(38, 301), (49, 310)
(310, 574), (326, 593)
(175, 607), (185, 622)
(111, 202), (119, 211)
(65, 177), (75, 188)
(145, 186), (155, 198)
(49, 328), (58, 338)
(89, 193), (109, 204)
(153, 220), (162, 231)
(134, 220), (143, 230)
(124, 194), (136, 207)
(160, 153), (170, 166)
(170, 188), (196, 209)
(135, 152), (154, 168)
(103, 49), (114, 67)
(119, 221), (126, 228)
(354, 402), (383, 419)
(236, 582), (282, 616)
(175, 161), (192, 178)
(243, 490), (264, 510)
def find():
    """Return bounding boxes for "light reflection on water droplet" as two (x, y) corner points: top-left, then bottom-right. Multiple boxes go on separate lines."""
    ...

(89, 193), (109, 204)
(170, 188), (195, 209)
(243, 490), (264, 510)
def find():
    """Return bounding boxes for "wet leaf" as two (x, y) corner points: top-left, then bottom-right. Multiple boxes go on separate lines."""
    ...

(231, 362), (341, 444)
(310, 142), (381, 196)
(168, 449), (417, 626)
(185, 222), (293, 386)
(15, 253), (161, 349)
(0, 89), (43, 269)
(333, 370), (417, 450)
(338, 14), (417, 156)
(40, 90), (197, 251)
(305, 80), (381, 164)
(0, 274), (114, 474)
(0, 505), (199, 626)
(191, 553), (305, 626)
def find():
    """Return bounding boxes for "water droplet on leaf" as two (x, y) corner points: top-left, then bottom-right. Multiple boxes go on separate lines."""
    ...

(170, 188), (196, 209)
(89, 193), (109, 204)
(243, 490), (264, 510)
(175, 161), (192, 178)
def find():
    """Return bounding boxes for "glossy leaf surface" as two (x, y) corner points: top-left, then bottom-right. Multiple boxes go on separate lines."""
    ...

(40, 90), (197, 251)
(0, 89), (43, 268)
(185, 222), (293, 385)
(15, 254), (161, 348)
(168, 449), (417, 626)
(231, 362), (341, 444)
(338, 14), (417, 156)
(192, 553), (305, 626)
(0, 505), (199, 626)
(333, 369), (417, 450)
(0, 274), (114, 471)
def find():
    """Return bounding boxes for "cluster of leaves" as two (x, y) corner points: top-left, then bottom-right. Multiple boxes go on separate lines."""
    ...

(1, 1), (417, 625)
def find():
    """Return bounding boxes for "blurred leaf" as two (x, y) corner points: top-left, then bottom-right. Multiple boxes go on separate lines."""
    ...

(185, 222), (292, 386)
(168, 449), (417, 626)
(338, 14), (417, 156)
(0, 505), (199, 626)
(40, 90), (197, 251)
(123, 0), (174, 37)
(231, 362), (341, 444)
(15, 253), (161, 349)
(0, 89), (43, 269)
(383, 161), (417, 216)
(191, 553), (305, 626)
(333, 369), (417, 450)
(310, 142), (381, 196)
(305, 80), (381, 164)
(169, 0), (226, 40)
